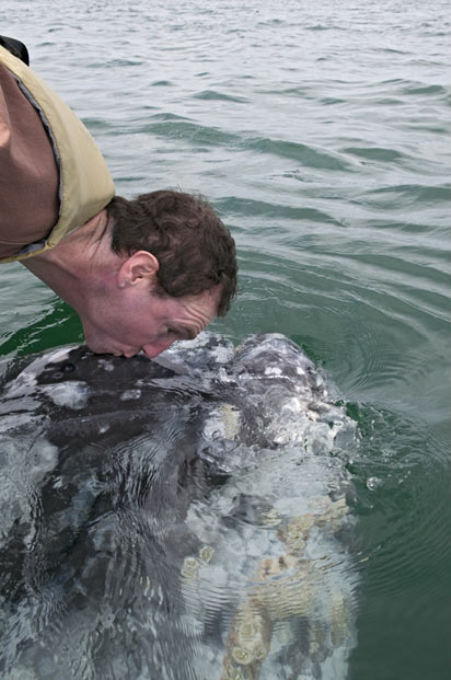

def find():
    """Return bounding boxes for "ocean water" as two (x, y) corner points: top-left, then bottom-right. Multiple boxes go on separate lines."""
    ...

(0, 0), (450, 678)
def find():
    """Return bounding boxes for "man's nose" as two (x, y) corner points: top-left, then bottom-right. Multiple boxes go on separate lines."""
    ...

(142, 339), (175, 359)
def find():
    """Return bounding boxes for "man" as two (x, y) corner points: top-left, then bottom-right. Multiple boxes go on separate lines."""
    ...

(0, 38), (237, 358)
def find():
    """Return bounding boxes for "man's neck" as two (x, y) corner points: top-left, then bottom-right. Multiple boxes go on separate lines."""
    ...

(22, 210), (122, 313)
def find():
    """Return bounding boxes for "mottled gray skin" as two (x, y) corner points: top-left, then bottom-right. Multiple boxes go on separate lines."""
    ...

(0, 334), (354, 680)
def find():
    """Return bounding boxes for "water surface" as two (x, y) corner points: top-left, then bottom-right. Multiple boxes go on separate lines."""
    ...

(1, 1), (450, 678)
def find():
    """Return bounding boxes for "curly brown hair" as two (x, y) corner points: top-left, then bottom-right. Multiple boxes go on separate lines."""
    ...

(107, 190), (237, 316)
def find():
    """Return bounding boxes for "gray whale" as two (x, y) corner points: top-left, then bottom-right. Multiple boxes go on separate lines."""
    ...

(0, 333), (359, 680)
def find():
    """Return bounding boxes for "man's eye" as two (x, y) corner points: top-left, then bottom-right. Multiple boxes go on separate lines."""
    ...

(165, 327), (177, 336)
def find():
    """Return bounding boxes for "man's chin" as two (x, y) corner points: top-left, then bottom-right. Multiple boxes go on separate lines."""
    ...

(83, 340), (116, 356)
(92, 346), (140, 358)
(83, 334), (141, 357)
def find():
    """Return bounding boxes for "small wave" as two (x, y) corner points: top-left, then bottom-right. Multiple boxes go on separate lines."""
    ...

(194, 89), (248, 103)
(139, 119), (240, 147)
(305, 24), (345, 31)
(151, 79), (173, 87)
(379, 79), (449, 99)
(244, 137), (353, 171)
(362, 183), (450, 206)
(402, 83), (449, 97)
(342, 146), (405, 163)
(149, 112), (190, 121)
(378, 47), (410, 55)
(320, 96), (347, 105)
(216, 196), (342, 225)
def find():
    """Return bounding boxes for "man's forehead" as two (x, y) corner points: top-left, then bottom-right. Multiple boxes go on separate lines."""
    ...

(169, 289), (220, 330)
(182, 287), (221, 313)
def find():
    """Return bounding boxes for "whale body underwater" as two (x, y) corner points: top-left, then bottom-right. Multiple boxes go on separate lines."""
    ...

(0, 333), (359, 680)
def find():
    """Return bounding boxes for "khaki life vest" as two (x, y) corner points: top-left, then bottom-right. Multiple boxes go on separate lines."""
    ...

(0, 46), (115, 263)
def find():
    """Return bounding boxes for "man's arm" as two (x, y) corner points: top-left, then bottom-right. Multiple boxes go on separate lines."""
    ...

(0, 57), (59, 258)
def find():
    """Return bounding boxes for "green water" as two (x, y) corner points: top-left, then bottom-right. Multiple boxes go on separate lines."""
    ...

(1, 0), (450, 678)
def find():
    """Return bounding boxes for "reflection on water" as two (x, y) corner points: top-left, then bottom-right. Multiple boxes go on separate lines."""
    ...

(0, 334), (360, 679)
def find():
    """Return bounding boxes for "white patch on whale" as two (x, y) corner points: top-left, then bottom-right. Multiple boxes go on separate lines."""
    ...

(120, 388), (142, 401)
(40, 381), (90, 409)
(4, 346), (76, 399)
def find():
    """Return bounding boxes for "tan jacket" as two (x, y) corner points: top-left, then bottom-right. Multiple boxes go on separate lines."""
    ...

(0, 46), (115, 263)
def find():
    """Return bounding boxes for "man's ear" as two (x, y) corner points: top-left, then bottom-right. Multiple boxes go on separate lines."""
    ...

(117, 251), (159, 288)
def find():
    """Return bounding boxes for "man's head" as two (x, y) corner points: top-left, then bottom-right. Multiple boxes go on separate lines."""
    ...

(107, 190), (237, 317)
(80, 190), (237, 358)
